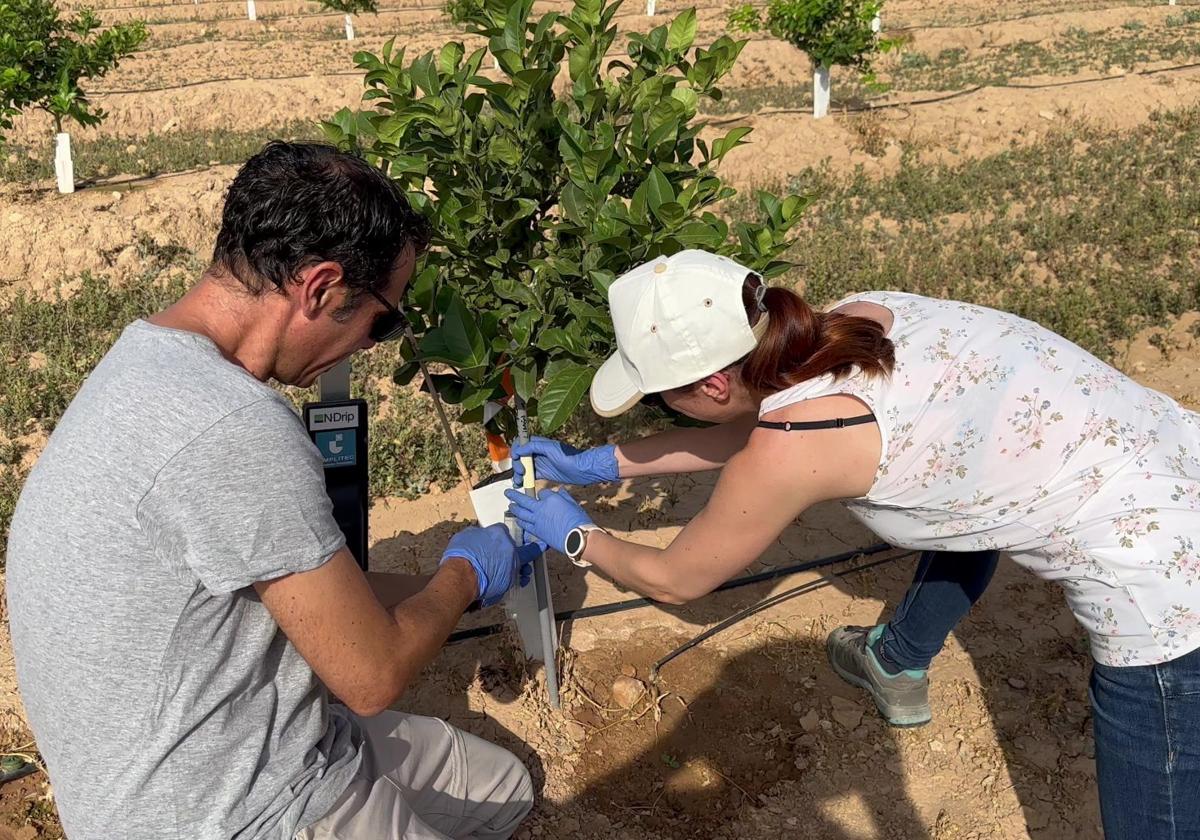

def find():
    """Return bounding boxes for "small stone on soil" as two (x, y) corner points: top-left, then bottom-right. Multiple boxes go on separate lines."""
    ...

(610, 675), (644, 709)
(830, 696), (864, 730)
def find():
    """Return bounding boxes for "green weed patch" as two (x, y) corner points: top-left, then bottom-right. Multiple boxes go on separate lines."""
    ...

(1, 120), (323, 185)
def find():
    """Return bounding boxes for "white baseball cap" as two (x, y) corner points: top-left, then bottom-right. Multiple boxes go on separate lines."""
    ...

(590, 249), (769, 418)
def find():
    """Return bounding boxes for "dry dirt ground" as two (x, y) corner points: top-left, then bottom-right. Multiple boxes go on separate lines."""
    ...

(8, 2), (1200, 285)
(3, 0), (1200, 837)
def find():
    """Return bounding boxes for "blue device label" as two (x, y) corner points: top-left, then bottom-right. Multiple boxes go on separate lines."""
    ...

(315, 430), (357, 468)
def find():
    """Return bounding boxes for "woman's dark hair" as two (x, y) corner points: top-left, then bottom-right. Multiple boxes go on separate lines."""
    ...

(738, 274), (894, 394)
(211, 141), (432, 316)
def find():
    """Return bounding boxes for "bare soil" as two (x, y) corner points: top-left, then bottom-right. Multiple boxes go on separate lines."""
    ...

(375, 478), (1106, 840)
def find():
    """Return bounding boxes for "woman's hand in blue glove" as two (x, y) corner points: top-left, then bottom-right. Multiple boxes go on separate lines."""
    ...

(505, 488), (593, 555)
(439, 524), (546, 607)
(511, 438), (619, 487)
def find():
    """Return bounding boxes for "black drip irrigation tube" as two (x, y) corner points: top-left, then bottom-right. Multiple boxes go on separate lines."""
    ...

(445, 541), (903, 645)
(649, 550), (917, 680)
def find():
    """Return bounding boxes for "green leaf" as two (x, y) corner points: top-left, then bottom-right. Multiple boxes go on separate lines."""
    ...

(536, 327), (584, 355)
(512, 358), (538, 400)
(644, 167), (674, 212)
(392, 360), (421, 386)
(670, 85), (698, 114)
(674, 220), (727, 248)
(538, 363), (594, 433)
(422, 292), (488, 371)
(510, 310), (540, 347)
(561, 181), (592, 222)
(409, 53), (439, 96)
(438, 42), (465, 75)
(589, 270), (616, 297)
(711, 126), (751, 161)
(460, 384), (496, 411)
(489, 134), (522, 166)
(494, 276), (539, 307)
(652, 200), (686, 226)
(420, 372), (466, 403)
(666, 8), (698, 53)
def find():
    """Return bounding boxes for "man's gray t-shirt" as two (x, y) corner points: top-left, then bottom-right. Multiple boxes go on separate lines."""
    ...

(5, 321), (363, 839)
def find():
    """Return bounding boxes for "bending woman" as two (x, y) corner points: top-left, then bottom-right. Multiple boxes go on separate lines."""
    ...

(505, 249), (1200, 839)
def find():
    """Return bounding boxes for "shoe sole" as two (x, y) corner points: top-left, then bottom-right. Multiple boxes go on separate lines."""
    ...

(827, 647), (932, 729)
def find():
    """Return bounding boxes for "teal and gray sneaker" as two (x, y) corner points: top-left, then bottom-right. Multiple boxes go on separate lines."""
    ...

(826, 625), (932, 728)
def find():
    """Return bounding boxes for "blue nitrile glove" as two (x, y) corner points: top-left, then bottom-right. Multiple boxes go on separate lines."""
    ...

(505, 488), (593, 556)
(440, 524), (546, 607)
(512, 438), (619, 487)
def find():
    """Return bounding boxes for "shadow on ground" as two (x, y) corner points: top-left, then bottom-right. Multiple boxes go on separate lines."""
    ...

(367, 478), (1102, 839)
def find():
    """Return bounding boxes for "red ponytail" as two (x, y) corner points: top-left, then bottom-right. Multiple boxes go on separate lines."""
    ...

(739, 280), (894, 394)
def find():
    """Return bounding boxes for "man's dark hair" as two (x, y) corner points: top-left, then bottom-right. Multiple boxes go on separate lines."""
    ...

(212, 141), (432, 317)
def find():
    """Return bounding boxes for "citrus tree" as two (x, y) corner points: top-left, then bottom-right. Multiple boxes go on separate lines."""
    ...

(314, 0), (378, 40)
(730, 0), (893, 117)
(443, 0), (480, 26)
(0, 0), (145, 190)
(323, 0), (808, 436)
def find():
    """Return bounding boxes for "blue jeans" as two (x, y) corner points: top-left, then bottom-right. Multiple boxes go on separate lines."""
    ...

(1090, 648), (1200, 839)
(881, 550), (1200, 839)
(876, 549), (1000, 671)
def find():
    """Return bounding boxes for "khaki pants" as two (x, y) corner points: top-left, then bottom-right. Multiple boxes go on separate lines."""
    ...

(296, 711), (534, 840)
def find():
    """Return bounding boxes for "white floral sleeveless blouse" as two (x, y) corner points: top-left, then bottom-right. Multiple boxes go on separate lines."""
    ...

(759, 291), (1200, 666)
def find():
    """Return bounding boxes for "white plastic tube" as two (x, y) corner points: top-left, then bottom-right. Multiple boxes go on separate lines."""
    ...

(55, 132), (74, 194)
(814, 65), (831, 119)
(871, 12), (881, 32)
(344, 13), (354, 39)
(247, 0), (256, 20)
(468, 481), (560, 675)
(646, 0), (656, 15)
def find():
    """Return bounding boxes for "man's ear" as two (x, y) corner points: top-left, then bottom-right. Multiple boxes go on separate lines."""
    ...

(295, 261), (346, 320)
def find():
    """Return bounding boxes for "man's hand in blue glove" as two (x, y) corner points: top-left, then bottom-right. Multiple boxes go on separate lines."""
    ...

(505, 488), (593, 556)
(439, 524), (546, 607)
(512, 438), (619, 488)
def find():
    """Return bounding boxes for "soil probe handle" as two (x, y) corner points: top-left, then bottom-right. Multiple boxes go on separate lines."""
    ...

(507, 397), (536, 538)
(514, 396), (535, 495)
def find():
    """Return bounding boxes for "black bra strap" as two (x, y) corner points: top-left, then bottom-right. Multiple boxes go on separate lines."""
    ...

(757, 412), (876, 431)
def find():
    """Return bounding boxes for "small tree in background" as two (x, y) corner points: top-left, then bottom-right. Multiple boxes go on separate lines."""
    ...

(315, 0), (378, 40)
(0, 0), (145, 192)
(730, 0), (893, 118)
(442, 0), (481, 26)
(324, 0), (808, 438)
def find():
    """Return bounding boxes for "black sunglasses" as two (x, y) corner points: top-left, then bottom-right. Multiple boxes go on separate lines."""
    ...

(365, 287), (408, 343)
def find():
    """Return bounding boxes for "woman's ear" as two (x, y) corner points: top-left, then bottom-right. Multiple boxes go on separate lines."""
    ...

(698, 371), (733, 403)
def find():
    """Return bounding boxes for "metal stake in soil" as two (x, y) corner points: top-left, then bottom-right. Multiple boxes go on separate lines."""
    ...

(510, 396), (561, 709)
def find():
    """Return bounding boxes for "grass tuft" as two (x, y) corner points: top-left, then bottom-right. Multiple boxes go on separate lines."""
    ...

(1, 120), (324, 185)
